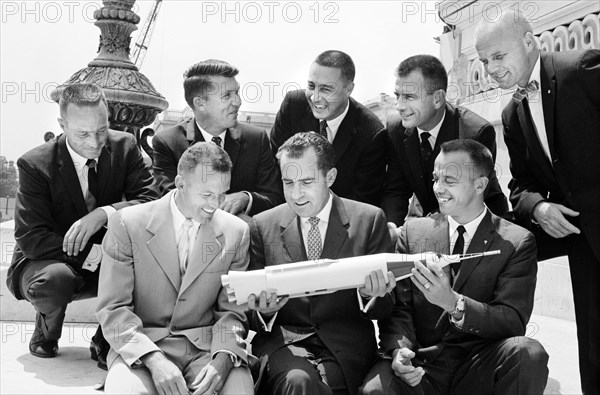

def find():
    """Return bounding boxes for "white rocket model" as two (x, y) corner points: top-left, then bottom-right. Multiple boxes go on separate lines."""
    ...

(221, 251), (500, 305)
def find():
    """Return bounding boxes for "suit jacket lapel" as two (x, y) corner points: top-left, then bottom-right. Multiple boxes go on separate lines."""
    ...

(180, 219), (222, 294)
(147, 192), (181, 291)
(281, 211), (307, 262)
(403, 128), (428, 201)
(331, 100), (357, 162)
(186, 118), (209, 145)
(224, 129), (240, 167)
(56, 135), (89, 216)
(453, 210), (495, 292)
(540, 52), (557, 158)
(432, 105), (457, 157)
(516, 99), (555, 181)
(305, 103), (320, 134)
(96, 142), (112, 204)
(321, 194), (349, 259)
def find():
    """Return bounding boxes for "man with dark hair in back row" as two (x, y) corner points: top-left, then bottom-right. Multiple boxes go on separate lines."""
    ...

(270, 50), (387, 207)
(152, 59), (283, 218)
(382, 54), (508, 227)
(7, 83), (158, 367)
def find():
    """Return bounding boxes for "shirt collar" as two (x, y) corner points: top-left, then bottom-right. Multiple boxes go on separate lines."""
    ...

(324, 100), (350, 134)
(195, 119), (227, 144)
(170, 190), (200, 233)
(448, 206), (487, 242)
(521, 52), (541, 89)
(417, 110), (446, 144)
(66, 137), (97, 171)
(301, 192), (333, 225)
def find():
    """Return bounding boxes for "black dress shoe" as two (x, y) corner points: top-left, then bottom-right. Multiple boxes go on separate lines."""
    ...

(29, 326), (58, 358)
(90, 327), (109, 371)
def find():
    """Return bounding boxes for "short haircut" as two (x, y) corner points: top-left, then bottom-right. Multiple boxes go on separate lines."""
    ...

(276, 132), (336, 173)
(59, 83), (108, 118)
(439, 139), (494, 179)
(177, 142), (232, 177)
(396, 55), (448, 93)
(314, 50), (356, 83)
(183, 59), (239, 108)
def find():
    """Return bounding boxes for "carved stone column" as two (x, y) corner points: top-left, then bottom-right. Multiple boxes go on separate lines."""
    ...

(51, 0), (168, 145)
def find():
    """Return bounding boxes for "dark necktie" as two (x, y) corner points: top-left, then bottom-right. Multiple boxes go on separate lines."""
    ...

(420, 132), (433, 181)
(451, 225), (466, 278)
(211, 136), (222, 148)
(319, 120), (328, 141)
(85, 159), (98, 211)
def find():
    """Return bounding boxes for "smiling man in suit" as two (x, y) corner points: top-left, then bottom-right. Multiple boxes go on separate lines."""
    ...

(382, 55), (508, 227)
(97, 142), (253, 394)
(248, 132), (395, 395)
(7, 83), (158, 365)
(152, 59), (283, 218)
(270, 50), (387, 206)
(475, 11), (600, 393)
(362, 139), (548, 395)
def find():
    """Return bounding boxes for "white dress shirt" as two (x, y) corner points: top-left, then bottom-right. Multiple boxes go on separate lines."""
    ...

(169, 192), (201, 262)
(322, 100), (350, 143)
(195, 120), (254, 214)
(446, 207), (487, 328)
(66, 138), (115, 271)
(521, 54), (552, 162)
(417, 110), (446, 148)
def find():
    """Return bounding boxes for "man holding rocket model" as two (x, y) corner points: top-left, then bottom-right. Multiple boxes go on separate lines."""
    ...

(361, 140), (549, 394)
(248, 132), (395, 395)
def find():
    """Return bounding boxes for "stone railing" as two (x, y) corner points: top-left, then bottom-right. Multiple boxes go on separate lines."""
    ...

(463, 13), (599, 99)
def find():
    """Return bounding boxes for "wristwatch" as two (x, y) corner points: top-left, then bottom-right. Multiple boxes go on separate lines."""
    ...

(449, 294), (465, 318)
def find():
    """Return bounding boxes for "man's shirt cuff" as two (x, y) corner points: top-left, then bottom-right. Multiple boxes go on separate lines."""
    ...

(82, 244), (102, 272)
(357, 289), (376, 313)
(243, 191), (254, 215)
(449, 312), (465, 329)
(100, 205), (117, 221)
(256, 311), (278, 332)
(212, 350), (242, 367)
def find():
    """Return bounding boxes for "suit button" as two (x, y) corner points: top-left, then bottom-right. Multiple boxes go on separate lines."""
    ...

(475, 328), (480, 334)
(444, 332), (450, 337)
(313, 324), (320, 330)
(171, 325), (177, 331)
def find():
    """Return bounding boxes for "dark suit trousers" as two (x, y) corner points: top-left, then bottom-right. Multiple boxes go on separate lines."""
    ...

(361, 337), (548, 395)
(262, 334), (347, 395)
(568, 233), (600, 394)
(19, 259), (99, 340)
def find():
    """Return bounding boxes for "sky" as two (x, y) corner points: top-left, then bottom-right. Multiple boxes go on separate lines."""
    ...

(0, 0), (445, 158)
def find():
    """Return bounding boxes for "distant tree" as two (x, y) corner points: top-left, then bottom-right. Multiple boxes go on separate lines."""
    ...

(0, 156), (19, 198)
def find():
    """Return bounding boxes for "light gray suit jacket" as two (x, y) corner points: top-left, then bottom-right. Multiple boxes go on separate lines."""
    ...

(96, 191), (250, 366)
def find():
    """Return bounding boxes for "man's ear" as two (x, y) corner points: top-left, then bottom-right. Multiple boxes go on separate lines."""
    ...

(523, 32), (537, 52)
(174, 174), (185, 190)
(432, 89), (446, 110)
(192, 96), (206, 112)
(57, 117), (65, 131)
(345, 81), (355, 96)
(475, 176), (489, 195)
(326, 168), (338, 187)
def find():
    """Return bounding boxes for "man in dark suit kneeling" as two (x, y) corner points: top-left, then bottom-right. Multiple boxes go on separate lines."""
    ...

(362, 140), (548, 394)
(7, 83), (158, 366)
